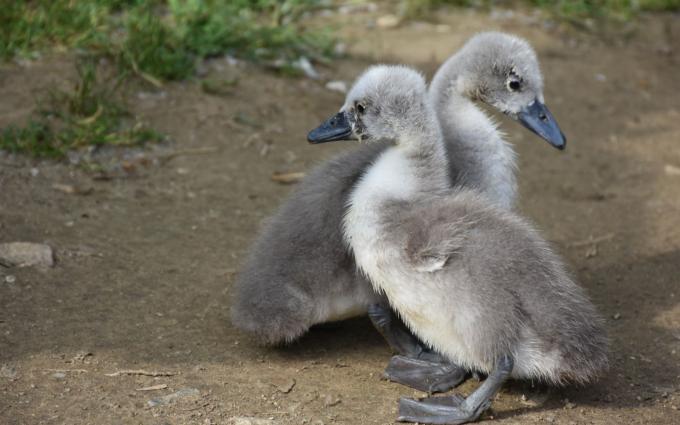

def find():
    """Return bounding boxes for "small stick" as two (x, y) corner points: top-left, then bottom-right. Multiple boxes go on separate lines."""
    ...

(45, 369), (88, 373)
(105, 369), (175, 377)
(136, 384), (168, 391)
(271, 171), (305, 184)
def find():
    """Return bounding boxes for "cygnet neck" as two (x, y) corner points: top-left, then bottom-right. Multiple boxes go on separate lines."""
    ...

(429, 46), (518, 209)
(390, 104), (450, 196)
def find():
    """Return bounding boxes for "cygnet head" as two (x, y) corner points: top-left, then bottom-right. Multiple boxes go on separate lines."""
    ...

(446, 32), (566, 149)
(307, 65), (432, 144)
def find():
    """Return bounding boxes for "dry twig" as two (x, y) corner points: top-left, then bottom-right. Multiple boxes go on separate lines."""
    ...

(105, 369), (175, 377)
(271, 171), (305, 184)
(136, 384), (168, 391)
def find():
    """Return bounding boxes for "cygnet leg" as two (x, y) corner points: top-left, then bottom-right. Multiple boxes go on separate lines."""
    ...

(368, 303), (468, 393)
(368, 302), (429, 358)
(397, 355), (514, 425)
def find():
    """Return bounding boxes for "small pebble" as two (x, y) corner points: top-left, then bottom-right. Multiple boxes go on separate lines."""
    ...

(0, 242), (54, 268)
(5, 275), (16, 284)
(613, 313), (621, 320)
(272, 378), (296, 394)
(52, 372), (66, 380)
(664, 164), (680, 176)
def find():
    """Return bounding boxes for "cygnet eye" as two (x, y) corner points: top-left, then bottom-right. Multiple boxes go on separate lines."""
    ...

(356, 102), (366, 114)
(507, 79), (521, 92)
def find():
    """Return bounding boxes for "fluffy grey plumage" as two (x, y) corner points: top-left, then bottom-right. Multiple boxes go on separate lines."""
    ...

(231, 32), (556, 345)
(378, 192), (608, 384)
(341, 65), (608, 386)
(231, 143), (385, 344)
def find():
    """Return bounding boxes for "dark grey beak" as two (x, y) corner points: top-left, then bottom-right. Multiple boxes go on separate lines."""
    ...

(307, 111), (354, 144)
(517, 100), (566, 150)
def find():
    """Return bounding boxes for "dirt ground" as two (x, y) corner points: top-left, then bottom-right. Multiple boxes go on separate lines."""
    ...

(1, 7), (680, 425)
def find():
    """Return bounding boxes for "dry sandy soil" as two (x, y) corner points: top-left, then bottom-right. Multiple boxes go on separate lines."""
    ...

(1, 6), (680, 425)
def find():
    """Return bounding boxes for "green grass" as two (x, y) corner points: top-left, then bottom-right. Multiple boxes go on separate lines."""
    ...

(529, 0), (680, 21)
(0, 59), (163, 159)
(0, 0), (332, 158)
(169, 0), (334, 64)
(400, 0), (476, 18)
(0, 0), (334, 82)
(400, 0), (680, 20)
(0, 1), (112, 59)
(118, 4), (196, 82)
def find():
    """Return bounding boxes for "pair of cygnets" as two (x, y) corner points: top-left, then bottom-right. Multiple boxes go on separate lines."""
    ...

(232, 32), (608, 424)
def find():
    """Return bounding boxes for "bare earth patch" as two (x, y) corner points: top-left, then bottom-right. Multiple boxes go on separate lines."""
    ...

(1, 9), (679, 425)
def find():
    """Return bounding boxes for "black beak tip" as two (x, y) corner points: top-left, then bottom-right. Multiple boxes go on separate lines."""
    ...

(307, 132), (318, 144)
(553, 135), (567, 150)
(307, 126), (325, 144)
(518, 100), (567, 151)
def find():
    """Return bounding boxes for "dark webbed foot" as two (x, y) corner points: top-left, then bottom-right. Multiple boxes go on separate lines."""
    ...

(385, 355), (468, 394)
(368, 303), (469, 393)
(397, 355), (514, 425)
(398, 394), (481, 425)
